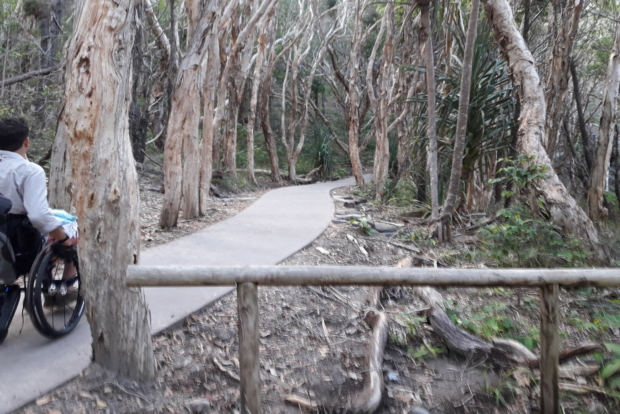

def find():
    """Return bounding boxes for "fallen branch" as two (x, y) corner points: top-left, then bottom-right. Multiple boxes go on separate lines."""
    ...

(558, 382), (607, 395)
(295, 166), (322, 184)
(141, 149), (163, 168)
(0, 64), (63, 87)
(285, 395), (318, 409)
(527, 342), (602, 368)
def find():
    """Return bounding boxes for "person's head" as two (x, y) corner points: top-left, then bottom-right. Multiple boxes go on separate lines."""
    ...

(0, 117), (29, 152)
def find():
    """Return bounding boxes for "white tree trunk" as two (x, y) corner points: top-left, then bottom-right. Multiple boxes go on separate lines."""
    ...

(199, 32), (220, 215)
(59, 0), (155, 380)
(246, 33), (267, 184)
(587, 21), (620, 221)
(482, 0), (601, 250)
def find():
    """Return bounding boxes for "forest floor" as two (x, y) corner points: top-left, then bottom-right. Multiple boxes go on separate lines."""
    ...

(14, 168), (620, 414)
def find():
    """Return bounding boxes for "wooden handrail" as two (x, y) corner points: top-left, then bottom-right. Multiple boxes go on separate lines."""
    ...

(127, 265), (619, 414)
(127, 265), (620, 287)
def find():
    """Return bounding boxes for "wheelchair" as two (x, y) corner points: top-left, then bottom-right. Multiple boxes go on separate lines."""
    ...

(0, 196), (84, 344)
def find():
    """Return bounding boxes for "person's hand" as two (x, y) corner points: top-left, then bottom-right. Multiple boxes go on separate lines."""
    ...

(51, 237), (75, 262)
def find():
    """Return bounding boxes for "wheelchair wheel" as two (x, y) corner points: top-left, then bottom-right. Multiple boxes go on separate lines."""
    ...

(26, 247), (85, 338)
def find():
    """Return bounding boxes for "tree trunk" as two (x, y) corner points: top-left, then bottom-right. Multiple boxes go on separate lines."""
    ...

(199, 32), (220, 215)
(614, 126), (620, 215)
(160, 3), (218, 227)
(223, 77), (240, 178)
(214, 0), (276, 177)
(246, 34), (267, 185)
(587, 21), (620, 222)
(49, 115), (73, 211)
(482, 0), (601, 251)
(420, 0), (440, 226)
(442, 0), (480, 236)
(367, 3), (394, 199)
(144, 0), (171, 151)
(59, 0), (155, 380)
(36, 0), (65, 126)
(129, 1), (148, 164)
(544, 0), (582, 158)
(570, 60), (593, 173)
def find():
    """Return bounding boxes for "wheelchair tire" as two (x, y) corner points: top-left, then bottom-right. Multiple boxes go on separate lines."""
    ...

(26, 247), (84, 338)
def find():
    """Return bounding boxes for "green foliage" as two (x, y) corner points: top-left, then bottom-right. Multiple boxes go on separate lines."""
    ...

(408, 342), (444, 359)
(488, 155), (548, 200)
(486, 371), (519, 408)
(212, 176), (251, 193)
(331, 168), (348, 180)
(386, 180), (418, 206)
(479, 206), (588, 267)
(309, 125), (333, 180)
(601, 342), (620, 397)
(406, 20), (514, 201)
(446, 299), (539, 350)
(568, 310), (620, 337)
(478, 155), (588, 267)
(447, 302), (516, 340)
(401, 314), (444, 359)
(350, 217), (376, 236)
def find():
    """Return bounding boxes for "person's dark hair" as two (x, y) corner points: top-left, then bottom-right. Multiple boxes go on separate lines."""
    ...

(0, 117), (29, 152)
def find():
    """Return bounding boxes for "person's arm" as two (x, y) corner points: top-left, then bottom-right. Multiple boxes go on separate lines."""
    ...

(21, 167), (64, 236)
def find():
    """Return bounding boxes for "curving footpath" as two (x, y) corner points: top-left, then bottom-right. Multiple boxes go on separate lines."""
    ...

(0, 175), (366, 413)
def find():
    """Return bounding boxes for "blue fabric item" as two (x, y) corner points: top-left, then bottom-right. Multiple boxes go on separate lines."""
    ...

(51, 209), (77, 226)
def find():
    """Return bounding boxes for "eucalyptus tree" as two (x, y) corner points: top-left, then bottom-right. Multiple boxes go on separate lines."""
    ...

(588, 20), (620, 221)
(544, 0), (583, 158)
(57, 0), (155, 380)
(482, 0), (601, 253)
(212, 0), (277, 178)
(419, 0), (440, 234)
(160, 0), (220, 228)
(441, 0), (480, 240)
(278, 0), (345, 181)
(366, 2), (395, 199)
(343, 0), (371, 185)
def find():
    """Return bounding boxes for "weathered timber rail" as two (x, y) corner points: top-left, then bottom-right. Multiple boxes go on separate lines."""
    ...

(127, 265), (620, 414)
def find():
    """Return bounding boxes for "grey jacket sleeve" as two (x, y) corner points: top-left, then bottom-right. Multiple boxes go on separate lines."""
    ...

(22, 167), (62, 235)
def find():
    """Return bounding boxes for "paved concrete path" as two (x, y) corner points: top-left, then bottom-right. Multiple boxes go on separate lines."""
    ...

(0, 176), (364, 413)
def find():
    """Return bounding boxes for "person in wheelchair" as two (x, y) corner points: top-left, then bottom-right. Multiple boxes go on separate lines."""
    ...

(0, 118), (77, 304)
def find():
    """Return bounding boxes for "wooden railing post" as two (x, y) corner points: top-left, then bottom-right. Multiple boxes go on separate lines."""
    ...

(540, 284), (559, 414)
(238, 283), (260, 414)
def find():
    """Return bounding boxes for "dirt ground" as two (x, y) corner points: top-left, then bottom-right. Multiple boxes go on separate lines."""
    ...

(14, 171), (620, 414)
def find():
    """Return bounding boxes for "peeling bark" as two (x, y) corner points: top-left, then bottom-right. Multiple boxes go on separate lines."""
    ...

(59, 0), (155, 380)
(160, 2), (219, 227)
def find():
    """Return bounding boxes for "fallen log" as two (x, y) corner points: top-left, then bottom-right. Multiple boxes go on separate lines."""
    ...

(295, 166), (322, 184)
(414, 287), (534, 366)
